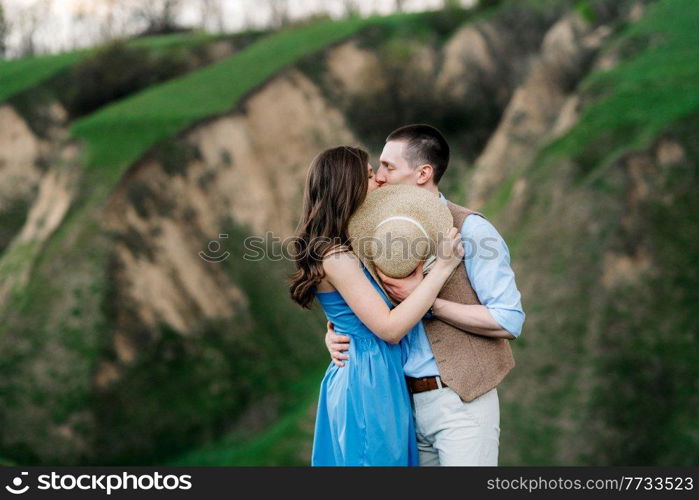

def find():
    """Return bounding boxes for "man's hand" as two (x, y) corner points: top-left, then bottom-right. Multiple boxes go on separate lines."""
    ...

(324, 321), (350, 367)
(376, 260), (425, 303)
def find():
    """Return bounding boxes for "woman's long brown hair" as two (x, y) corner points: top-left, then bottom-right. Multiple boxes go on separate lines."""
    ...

(289, 146), (370, 309)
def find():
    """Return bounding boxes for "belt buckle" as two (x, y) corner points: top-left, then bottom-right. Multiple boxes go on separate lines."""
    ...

(435, 376), (443, 390)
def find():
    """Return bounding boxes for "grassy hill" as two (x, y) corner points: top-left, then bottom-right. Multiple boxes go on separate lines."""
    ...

(0, 31), (238, 104)
(0, 10), (465, 465)
(0, 0), (696, 466)
(543, 0), (699, 181)
(167, 363), (327, 466)
(168, 0), (699, 466)
(482, 0), (699, 465)
(0, 51), (85, 104)
(70, 18), (369, 185)
(68, 8), (480, 188)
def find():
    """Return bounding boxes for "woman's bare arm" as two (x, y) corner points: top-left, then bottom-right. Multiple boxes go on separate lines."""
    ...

(323, 252), (454, 344)
(323, 226), (463, 344)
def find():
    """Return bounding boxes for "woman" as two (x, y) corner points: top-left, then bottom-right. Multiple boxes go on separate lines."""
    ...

(289, 146), (463, 466)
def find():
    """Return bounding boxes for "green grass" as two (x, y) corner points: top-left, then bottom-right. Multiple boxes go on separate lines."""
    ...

(70, 18), (368, 187)
(0, 240), (40, 290)
(0, 51), (85, 103)
(488, 0), (699, 465)
(481, 171), (519, 219)
(0, 31), (232, 104)
(544, 0), (699, 178)
(166, 362), (328, 466)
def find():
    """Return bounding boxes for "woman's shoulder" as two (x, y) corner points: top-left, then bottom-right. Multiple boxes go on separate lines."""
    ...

(322, 245), (359, 273)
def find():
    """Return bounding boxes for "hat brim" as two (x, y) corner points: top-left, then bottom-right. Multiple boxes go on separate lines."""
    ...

(348, 185), (455, 307)
(358, 250), (459, 308)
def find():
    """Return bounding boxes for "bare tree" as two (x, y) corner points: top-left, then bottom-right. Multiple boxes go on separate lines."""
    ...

(64, 0), (129, 51)
(199, 0), (226, 32)
(395, 0), (405, 13)
(268, 0), (290, 29)
(241, 6), (256, 32)
(100, 0), (129, 40)
(342, 0), (362, 17)
(133, 0), (183, 34)
(0, 1), (8, 58)
(15, 1), (48, 57)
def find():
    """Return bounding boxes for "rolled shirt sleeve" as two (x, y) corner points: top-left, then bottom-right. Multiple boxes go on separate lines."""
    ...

(460, 214), (525, 337)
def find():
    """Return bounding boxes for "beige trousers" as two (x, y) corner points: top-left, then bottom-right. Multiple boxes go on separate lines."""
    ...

(411, 386), (500, 466)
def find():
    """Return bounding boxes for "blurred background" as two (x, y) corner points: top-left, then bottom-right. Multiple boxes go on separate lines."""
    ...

(0, 0), (697, 466)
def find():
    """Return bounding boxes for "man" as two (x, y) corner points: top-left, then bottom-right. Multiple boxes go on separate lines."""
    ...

(325, 124), (525, 466)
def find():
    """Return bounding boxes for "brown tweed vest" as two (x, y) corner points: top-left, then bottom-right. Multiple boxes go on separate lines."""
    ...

(423, 201), (516, 402)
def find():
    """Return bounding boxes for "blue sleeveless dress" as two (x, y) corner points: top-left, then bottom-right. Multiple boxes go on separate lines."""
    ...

(311, 262), (419, 466)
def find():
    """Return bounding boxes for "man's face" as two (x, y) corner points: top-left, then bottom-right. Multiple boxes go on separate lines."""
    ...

(375, 140), (418, 187)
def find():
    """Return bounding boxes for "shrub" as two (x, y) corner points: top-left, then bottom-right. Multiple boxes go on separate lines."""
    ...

(56, 41), (193, 119)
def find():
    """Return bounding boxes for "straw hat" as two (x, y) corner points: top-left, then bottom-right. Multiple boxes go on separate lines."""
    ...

(348, 184), (455, 302)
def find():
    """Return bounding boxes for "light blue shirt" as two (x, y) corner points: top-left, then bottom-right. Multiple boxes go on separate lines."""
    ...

(402, 192), (525, 378)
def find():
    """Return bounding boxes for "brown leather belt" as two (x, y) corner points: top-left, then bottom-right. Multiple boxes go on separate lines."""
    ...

(405, 376), (448, 394)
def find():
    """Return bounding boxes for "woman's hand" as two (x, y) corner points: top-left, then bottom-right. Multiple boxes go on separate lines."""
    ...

(434, 227), (464, 272)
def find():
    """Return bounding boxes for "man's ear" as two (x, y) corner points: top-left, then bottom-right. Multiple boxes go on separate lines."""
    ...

(415, 164), (435, 186)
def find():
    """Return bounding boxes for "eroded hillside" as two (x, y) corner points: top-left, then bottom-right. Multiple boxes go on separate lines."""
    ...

(1, 0), (695, 466)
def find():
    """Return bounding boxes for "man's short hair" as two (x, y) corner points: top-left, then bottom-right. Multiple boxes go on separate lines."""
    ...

(386, 124), (450, 184)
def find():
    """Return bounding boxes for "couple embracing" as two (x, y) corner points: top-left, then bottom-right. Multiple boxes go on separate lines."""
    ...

(290, 124), (525, 466)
